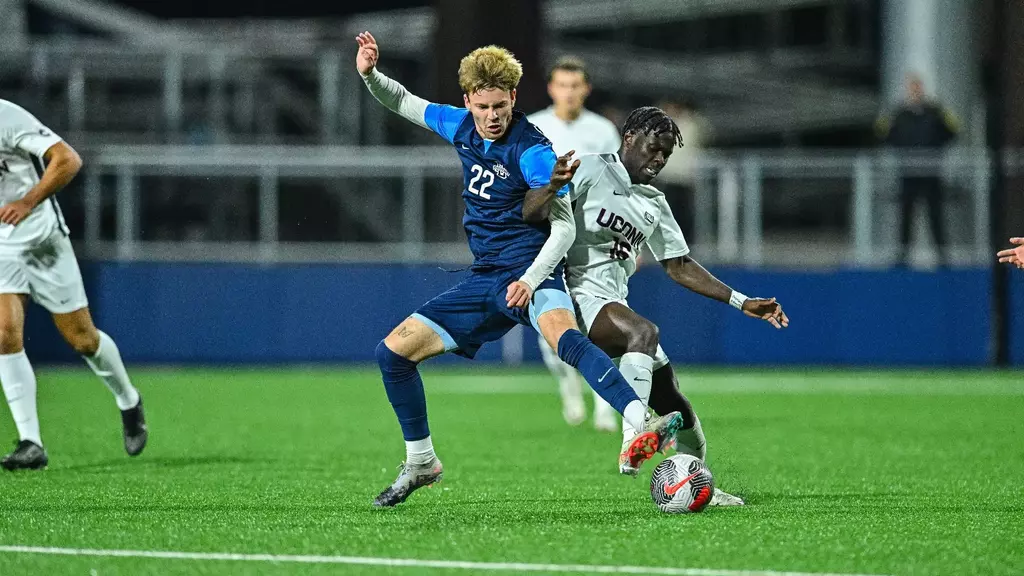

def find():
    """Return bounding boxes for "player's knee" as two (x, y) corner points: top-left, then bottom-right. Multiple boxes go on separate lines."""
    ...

(0, 320), (24, 354)
(625, 319), (659, 356)
(375, 339), (417, 375)
(375, 340), (394, 369)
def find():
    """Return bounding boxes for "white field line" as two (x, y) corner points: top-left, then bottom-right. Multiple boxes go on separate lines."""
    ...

(0, 546), (892, 576)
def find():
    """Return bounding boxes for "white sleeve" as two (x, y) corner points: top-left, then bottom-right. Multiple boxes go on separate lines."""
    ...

(649, 195), (690, 261)
(568, 154), (601, 201)
(0, 103), (63, 158)
(360, 68), (430, 129)
(518, 195), (576, 292)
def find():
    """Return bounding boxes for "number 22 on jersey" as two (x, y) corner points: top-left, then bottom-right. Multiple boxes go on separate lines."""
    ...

(468, 165), (493, 199)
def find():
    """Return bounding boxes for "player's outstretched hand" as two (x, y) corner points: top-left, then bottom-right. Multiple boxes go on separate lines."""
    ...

(996, 237), (1024, 270)
(506, 281), (533, 309)
(549, 150), (581, 194)
(355, 31), (379, 76)
(742, 297), (789, 329)
(0, 199), (33, 227)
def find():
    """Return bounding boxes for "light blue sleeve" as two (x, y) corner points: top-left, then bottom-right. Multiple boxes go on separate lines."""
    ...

(423, 104), (469, 145)
(519, 144), (569, 196)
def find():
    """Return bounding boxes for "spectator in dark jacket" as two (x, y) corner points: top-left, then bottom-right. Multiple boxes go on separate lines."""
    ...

(876, 73), (960, 267)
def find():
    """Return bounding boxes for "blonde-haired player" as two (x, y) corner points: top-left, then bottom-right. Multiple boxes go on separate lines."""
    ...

(0, 99), (147, 470)
(356, 33), (673, 507)
(528, 56), (621, 432)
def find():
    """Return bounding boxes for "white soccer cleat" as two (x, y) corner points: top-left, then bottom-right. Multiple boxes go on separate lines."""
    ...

(618, 431), (659, 476)
(618, 455), (639, 476)
(709, 488), (745, 506)
(645, 412), (684, 453)
(372, 457), (443, 507)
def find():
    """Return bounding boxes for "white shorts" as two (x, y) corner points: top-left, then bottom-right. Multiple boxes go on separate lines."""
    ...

(572, 291), (671, 370)
(0, 230), (88, 314)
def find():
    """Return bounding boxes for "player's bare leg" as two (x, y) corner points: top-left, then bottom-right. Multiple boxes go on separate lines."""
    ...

(535, 306), (653, 464)
(53, 307), (147, 456)
(0, 293), (47, 471)
(650, 363), (743, 506)
(374, 316), (447, 507)
(586, 303), (683, 475)
(538, 334), (586, 425)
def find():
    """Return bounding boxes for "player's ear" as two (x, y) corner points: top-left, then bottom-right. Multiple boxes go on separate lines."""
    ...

(463, 93), (471, 109)
(509, 89), (517, 107)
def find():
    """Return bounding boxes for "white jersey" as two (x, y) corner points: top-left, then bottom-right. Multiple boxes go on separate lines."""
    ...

(0, 100), (69, 251)
(527, 107), (620, 156)
(566, 153), (690, 301)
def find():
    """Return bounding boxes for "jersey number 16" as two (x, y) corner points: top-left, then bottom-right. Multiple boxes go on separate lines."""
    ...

(468, 165), (494, 199)
(610, 239), (631, 260)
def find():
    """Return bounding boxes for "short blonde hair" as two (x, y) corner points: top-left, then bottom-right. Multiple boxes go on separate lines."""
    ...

(458, 46), (523, 95)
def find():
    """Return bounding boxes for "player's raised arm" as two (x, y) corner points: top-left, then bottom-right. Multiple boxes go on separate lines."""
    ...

(652, 197), (789, 329)
(356, 31), (432, 130)
(356, 31), (467, 143)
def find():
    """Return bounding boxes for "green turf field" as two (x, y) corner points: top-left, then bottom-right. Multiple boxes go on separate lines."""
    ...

(0, 367), (1022, 576)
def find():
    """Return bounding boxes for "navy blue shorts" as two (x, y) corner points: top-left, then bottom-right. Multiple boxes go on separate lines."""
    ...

(412, 264), (573, 359)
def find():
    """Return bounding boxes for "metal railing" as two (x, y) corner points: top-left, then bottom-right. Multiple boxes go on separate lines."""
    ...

(2, 41), (367, 145)
(2, 32), (876, 144)
(65, 145), (1017, 268)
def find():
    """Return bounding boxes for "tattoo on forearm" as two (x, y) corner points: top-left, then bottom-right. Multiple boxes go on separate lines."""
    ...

(397, 326), (413, 338)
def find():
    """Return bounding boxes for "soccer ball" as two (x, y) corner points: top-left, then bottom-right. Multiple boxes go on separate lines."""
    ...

(650, 454), (714, 513)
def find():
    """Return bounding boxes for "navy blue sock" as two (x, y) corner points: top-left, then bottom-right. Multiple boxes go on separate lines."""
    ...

(556, 330), (640, 414)
(375, 340), (429, 441)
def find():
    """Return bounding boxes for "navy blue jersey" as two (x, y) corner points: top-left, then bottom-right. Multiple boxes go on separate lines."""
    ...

(423, 104), (566, 269)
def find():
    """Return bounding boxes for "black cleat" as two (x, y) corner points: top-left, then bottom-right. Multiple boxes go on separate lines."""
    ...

(121, 396), (148, 456)
(1, 440), (48, 471)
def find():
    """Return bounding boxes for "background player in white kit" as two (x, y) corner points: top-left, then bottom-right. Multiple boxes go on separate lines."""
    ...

(528, 57), (621, 432)
(529, 106), (789, 505)
(0, 100), (147, 470)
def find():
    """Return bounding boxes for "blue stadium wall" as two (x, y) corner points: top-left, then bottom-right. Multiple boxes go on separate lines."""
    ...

(22, 263), (1024, 366)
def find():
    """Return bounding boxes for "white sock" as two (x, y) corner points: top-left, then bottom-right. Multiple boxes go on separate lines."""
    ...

(619, 352), (654, 441)
(675, 416), (707, 461)
(83, 331), (140, 411)
(619, 352), (653, 403)
(622, 410), (656, 443)
(622, 400), (647, 435)
(0, 351), (42, 446)
(405, 436), (436, 465)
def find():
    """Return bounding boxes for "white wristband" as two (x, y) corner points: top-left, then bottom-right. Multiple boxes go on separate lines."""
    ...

(729, 290), (748, 310)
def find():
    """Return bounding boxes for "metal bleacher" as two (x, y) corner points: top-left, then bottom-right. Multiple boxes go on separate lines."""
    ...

(4, 0), (880, 145)
(6, 0), (990, 271)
